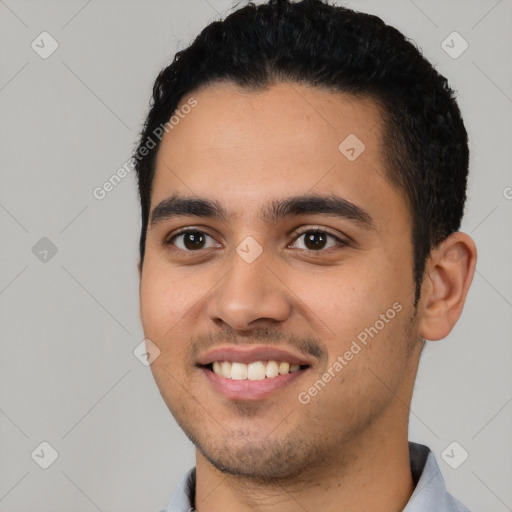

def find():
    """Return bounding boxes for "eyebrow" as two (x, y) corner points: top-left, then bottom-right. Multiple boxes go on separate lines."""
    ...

(150, 193), (375, 230)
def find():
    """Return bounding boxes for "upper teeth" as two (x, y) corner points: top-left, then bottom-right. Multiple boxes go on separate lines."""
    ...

(211, 360), (302, 380)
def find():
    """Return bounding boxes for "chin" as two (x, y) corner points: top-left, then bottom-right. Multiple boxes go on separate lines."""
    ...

(193, 432), (322, 482)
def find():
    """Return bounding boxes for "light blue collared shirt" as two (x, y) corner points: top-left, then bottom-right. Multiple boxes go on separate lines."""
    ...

(158, 442), (470, 512)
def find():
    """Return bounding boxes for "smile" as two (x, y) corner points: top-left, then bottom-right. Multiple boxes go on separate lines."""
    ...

(207, 360), (309, 380)
(201, 361), (310, 401)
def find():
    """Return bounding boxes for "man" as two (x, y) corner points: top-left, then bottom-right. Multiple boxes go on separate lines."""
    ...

(134, 0), (477, 510)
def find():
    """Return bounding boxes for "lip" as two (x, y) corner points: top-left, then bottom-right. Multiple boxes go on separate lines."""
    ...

(200, 366), (310, 400)
(196, 345), (315, 366)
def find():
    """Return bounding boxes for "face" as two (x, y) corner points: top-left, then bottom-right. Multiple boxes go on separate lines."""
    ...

(139, 82), (424, 481)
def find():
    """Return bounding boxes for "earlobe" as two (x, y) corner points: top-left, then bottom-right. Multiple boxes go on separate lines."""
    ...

(418, 232), (477, 341)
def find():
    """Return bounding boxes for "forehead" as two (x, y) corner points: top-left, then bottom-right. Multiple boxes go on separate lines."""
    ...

(151, 82), (406, 229)
(155, 81), (384, 170)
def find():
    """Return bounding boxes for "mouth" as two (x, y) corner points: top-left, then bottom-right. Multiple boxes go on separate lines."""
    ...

(196, 345), (315, 400)
(200, 360), (310, 380)
(198, 359), (311, 401)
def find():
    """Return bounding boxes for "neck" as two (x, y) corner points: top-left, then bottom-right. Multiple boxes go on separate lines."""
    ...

(194, 415), (414, 512)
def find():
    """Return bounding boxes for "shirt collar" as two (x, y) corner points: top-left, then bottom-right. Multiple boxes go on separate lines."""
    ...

(160, 442), (470, 512)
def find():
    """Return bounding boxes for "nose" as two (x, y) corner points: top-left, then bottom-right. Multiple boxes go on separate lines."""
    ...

(206, 245), (292, 331)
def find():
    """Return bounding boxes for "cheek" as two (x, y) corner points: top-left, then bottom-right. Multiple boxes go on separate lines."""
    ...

(292, 260), (404, 339)
(292, 259), (413, 394)
(140, 266), (196, 393)
(140, 260), (196, 336)
(139, 272), (192, 378)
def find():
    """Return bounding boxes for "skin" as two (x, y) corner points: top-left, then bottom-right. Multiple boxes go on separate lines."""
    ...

(138, 82), (477, 512)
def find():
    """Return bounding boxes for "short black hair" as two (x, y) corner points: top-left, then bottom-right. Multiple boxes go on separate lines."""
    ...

(133, 0), (469, 306)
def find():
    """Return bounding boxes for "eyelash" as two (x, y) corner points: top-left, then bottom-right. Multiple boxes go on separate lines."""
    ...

(164, 227), (349, 256)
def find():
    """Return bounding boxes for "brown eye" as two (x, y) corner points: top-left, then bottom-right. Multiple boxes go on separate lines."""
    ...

(290, 229), (348, 252)
(167, 230), (217, 251)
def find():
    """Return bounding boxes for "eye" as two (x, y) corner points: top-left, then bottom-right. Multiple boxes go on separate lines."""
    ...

(164, 227), (348, 255)
(289, 228), (348, 252)
(166, 229), (219, 252)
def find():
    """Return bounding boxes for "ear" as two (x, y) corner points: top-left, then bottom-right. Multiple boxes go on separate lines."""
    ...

(417, 232), (477, 341)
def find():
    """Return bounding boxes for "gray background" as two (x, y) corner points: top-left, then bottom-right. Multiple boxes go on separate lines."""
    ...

(1, 0), (511, 510)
